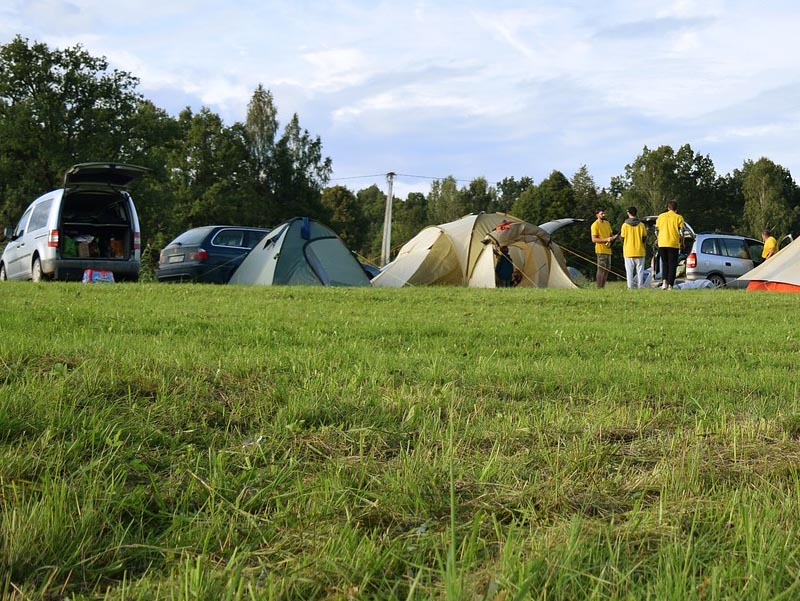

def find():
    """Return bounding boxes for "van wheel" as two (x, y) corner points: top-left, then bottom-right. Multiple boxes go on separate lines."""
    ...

(0, 263), (6, 281)
(707, 273), (725, 288)
(31, 257), (44, 282)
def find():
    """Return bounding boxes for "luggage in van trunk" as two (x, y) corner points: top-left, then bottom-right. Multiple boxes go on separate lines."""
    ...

(59, 193), (132, 260)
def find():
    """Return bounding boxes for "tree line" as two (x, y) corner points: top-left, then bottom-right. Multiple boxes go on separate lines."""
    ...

(2, 36), (799, 275)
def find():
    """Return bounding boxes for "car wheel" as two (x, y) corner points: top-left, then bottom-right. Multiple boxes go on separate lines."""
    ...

(0, 263), (6, 281)
(31, 256), (44, 282)
(707, 273), (725, 288)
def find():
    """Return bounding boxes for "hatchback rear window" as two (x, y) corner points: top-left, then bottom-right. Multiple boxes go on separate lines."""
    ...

(170, 227), (215, 246)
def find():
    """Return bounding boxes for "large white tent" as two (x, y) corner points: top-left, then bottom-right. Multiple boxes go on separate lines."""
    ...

(371, 213), (576, 288)
(738, 236), (800, 292)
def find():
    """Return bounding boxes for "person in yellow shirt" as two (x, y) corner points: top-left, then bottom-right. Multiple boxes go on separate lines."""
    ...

(761, 229), (777, 259)
(655, 200), (685, 289)
(619, 206), (648, 289)
(590, 207), (618, 288)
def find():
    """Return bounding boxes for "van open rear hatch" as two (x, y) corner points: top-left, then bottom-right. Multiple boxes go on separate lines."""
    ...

(63, 162), (149, 189)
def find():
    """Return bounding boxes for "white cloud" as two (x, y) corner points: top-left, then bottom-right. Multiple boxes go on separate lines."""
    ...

(302, 48), (371, 91)
(4, 0), (800, 186)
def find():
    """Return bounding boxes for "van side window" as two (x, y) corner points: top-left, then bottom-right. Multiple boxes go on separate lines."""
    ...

(14, 207), (34, 238)
(28, 199), (54, 232)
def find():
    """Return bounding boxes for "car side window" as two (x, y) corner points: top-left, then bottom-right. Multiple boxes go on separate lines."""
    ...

(212, 230), (245, 248)
(700, 238), (719, 255)
(244, 230), (268, 249)
(13, 207), (34, 238)
(721, 238), (748, 259)
(747, 241), (764, 261)
(28, 199), (53, 232)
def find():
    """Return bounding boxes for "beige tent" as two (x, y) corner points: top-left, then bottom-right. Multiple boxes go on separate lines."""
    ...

(738, 236), (800, 292)
(371, 213), (576, 288)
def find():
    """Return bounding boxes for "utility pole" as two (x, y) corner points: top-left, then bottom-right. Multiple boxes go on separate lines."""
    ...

(380, 172), (396, 266)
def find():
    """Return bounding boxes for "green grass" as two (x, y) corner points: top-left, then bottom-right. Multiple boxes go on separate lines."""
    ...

(1, 282), (799, 599)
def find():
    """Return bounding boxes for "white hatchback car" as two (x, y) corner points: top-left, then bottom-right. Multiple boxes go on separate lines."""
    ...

(1, 163), (148, 282)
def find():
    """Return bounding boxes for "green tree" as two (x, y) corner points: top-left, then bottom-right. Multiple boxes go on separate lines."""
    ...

(459, 177), (497, 214)
(569, 165), (604, 270)
(511, 170), (574, 225)
(497, 176), (534, 214)
(242, 85), (280, 224)
(356, 184), (387, 258)
(510, 185), (539, 223)
(616, 144), (722, 230)
(166, 108), (254, 229)
(245, 85), (278, 178)
(571, 165), (601, 219)
(426, 176), (461, 224)
(0, 36), (142, 224)
(320, 185), (367, 251)
(741, 158), (794, 237)
(122, 99), (182, 245)
(671, 145), (720, 232)
(269, 113), (332, 221)
(391, 191), (429, 250)
(616, 145), (680, 217)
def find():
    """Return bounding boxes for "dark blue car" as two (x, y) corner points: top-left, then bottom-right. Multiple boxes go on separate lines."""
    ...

(157, 226), (270, 283)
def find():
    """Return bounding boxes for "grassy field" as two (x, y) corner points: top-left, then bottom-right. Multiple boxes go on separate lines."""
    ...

(1, 282), (799, 600)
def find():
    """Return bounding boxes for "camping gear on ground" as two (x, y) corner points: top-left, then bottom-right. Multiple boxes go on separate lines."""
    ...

(737, 236), (800, 292)
(229, 217), (371, 287)
(371, 213), (576, 288)
(82, 269), (115, 283)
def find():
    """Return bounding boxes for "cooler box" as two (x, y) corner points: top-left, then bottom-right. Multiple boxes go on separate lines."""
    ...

(82, 269), (115, 284)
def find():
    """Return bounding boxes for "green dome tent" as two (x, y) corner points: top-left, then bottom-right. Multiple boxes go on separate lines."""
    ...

(229, 217), (371, 286)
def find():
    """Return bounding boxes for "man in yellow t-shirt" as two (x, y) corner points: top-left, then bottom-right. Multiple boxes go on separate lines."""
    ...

(655, 200), (685, 289)
(619, 206), (648, 289)
(761, 230), (777, 259)
(590, 208), (617, 288)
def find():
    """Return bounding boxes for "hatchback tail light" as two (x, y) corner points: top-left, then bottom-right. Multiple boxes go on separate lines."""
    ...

(687, 252), (697, 268)
(47, 229), (59, 248)
(134, 231), (141, 251)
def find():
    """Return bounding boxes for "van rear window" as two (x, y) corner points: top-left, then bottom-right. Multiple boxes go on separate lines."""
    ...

(29, 199), (53, 231)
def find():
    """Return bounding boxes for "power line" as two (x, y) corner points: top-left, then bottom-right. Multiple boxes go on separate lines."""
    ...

(330, 172), (505, 186)
(329, 173), (387, 181)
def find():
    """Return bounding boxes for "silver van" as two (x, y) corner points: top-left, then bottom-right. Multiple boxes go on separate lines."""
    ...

(1, 163), (148, 281)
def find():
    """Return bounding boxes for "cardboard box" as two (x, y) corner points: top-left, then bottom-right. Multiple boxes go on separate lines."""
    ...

(109, 238), (123, 258)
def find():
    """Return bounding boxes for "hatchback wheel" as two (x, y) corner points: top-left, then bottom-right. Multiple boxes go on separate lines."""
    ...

(707, 273), (725, 288)
(32, 256), (44, 282)
(0, 263), (6, 281)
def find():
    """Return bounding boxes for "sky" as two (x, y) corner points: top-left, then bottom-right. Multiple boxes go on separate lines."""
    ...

(3, 0), (800, 200)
